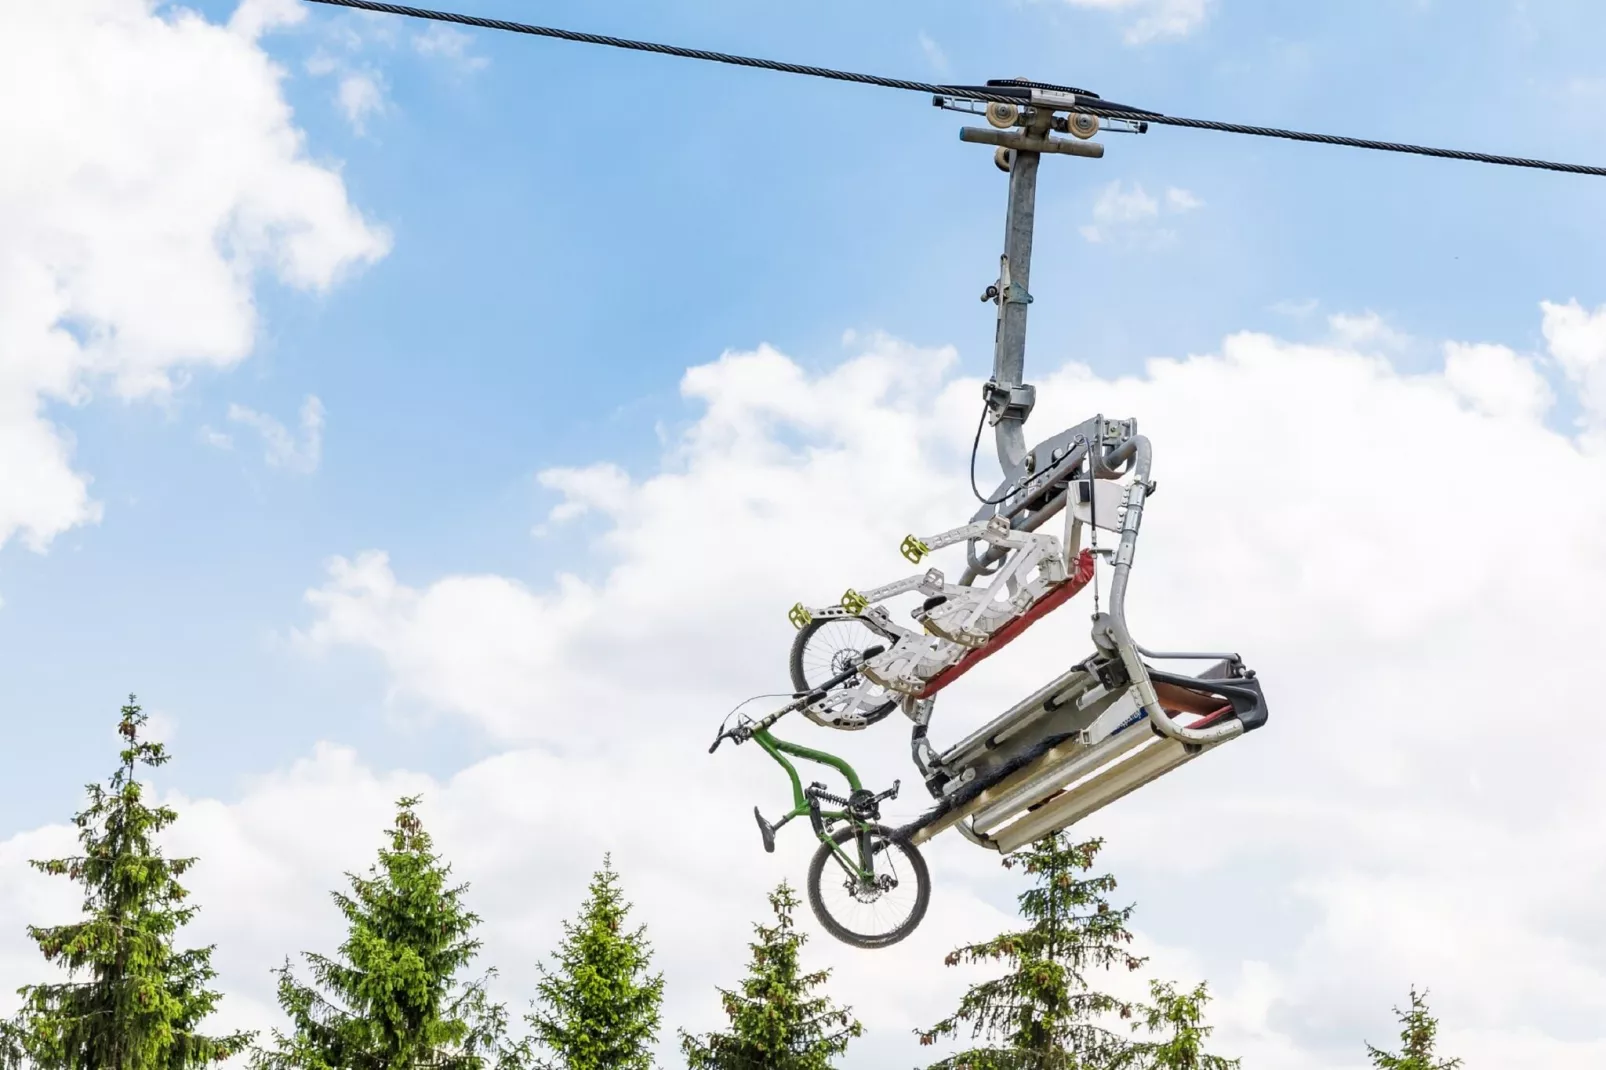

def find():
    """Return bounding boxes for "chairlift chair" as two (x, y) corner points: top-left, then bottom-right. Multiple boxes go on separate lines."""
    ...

(787, 415), (1269, 856)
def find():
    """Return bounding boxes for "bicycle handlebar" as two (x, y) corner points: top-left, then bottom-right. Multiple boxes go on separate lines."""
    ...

(708, 645), (885, 754)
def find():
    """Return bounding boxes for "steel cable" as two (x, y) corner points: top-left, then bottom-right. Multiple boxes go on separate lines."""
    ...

(302, 0), (1606, 177)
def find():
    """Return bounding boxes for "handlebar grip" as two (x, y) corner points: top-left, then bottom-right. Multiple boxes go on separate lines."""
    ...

(709, 736), (723, 754)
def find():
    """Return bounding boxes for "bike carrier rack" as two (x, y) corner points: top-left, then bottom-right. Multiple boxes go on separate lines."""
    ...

(783, 416), (1270, 854)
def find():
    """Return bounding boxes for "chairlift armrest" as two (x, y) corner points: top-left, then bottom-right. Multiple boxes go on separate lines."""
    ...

(1146, 666), (1269, 734)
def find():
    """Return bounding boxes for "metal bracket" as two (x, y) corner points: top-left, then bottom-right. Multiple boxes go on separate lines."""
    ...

(982, 378), (1036, 425)
(1002, 281), (1033, 306)
(984, 280), (1034, 306)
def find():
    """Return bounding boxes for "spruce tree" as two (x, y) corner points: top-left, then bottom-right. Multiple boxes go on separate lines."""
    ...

(678, 882), (861, 1070)
(523, 856), (664, 1070)
(250, 795), (516, 1070)
(915, 833), (1145, 1070)
(1116, 980), (1239, 1070)
(0, 695), (252, 1069)
(1364, 987), (1461, 1070)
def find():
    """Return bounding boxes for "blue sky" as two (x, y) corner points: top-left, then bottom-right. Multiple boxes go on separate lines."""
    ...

(6, 0), (1600, 823)
(4, 1), (1606, 1064)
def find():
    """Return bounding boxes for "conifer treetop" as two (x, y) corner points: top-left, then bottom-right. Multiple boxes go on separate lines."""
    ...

(250, 794), (514, 1070)
(2, 695), (252, 1070)
(1365, 987), (1462, 1070)
(917, 834), (1147, 1070)
(523, 853), (665, 1070)
(1115, 980), (1241, 1070)
(679, 882), (860, 1070)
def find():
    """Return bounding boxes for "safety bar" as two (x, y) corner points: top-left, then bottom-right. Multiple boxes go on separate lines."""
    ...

(1136, 644), (1243, 663)
(1094, 436), (1245, 748)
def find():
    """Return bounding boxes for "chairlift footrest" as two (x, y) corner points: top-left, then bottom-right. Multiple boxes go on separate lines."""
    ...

(915, 548), (1097, 699)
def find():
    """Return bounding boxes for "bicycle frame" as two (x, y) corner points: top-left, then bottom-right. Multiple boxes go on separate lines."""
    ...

(751, 727), (880, 882)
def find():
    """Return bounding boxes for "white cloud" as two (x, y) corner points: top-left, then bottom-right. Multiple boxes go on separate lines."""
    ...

(1271, 297), (1320, 317)
(536, 462), (633, 526)
(0, 0), (387, 558)
(1326, 310), (1414, 354)
(1081, 180), (1202, 244)
(1540, 298), (1606, 437)
(228, 0), (305, 39)
(303, 53), (389, 135)
(1164, 186), (1204, 212)
(1081, 183), (1159, 243)
(143, 709), (179, 745)
(1062, 0), (1213, 44)
(228, 395), (326, 474)
(412, 23), (490, 72)
(7, 307), (1606, 1068)
(1443, 341), (1554, 423)
(918, 31), (950, 73)
(336, 70), (387, 134)
(302, 7), (490, 133)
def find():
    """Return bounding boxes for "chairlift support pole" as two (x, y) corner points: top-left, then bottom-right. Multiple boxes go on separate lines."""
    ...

(957, 95), (1106, 471)
(989, 144), (1040, 471)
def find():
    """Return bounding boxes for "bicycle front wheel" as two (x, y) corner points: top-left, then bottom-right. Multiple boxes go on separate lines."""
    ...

(806, 822), (930, 949)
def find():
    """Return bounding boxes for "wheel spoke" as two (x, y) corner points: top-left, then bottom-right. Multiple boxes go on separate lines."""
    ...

(809, 826), (928, 946)
(800, 619), (881, 689)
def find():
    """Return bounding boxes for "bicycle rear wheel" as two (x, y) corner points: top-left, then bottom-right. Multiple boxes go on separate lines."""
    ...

(790, 617), (896, 726)
(806, 822), (930, 949)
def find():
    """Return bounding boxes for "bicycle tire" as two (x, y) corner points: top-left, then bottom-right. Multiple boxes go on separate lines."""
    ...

(789, 618), (896, 726)
(806, 822), (930, 949)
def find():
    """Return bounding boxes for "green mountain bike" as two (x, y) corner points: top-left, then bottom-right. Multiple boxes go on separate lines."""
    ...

(708, 645), (931, 948)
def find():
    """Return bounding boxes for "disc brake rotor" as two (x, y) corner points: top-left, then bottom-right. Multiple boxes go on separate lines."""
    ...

(842, 873), (898, 903)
